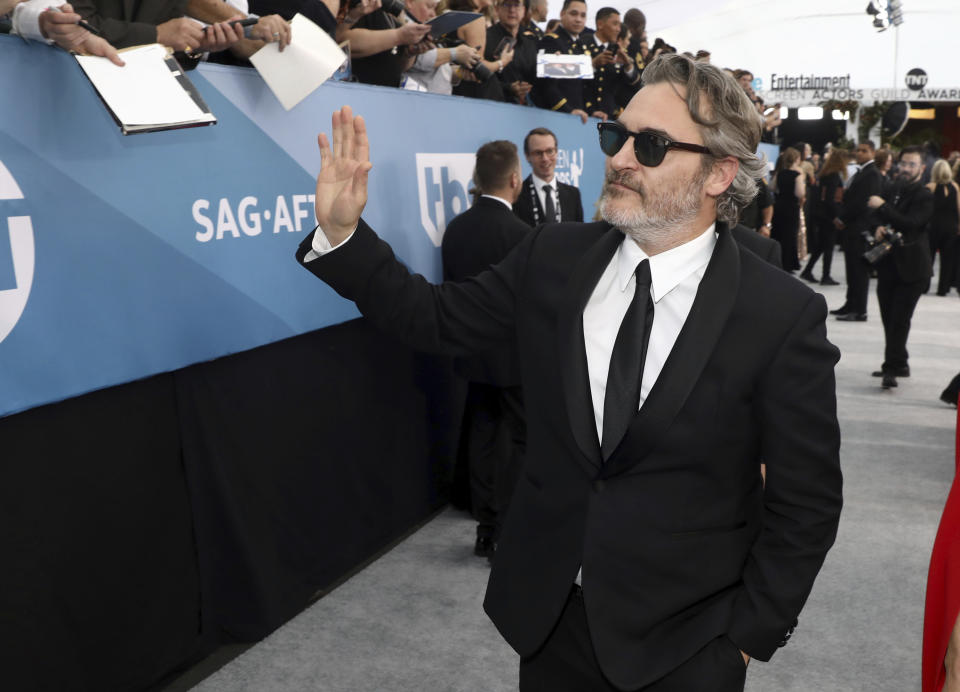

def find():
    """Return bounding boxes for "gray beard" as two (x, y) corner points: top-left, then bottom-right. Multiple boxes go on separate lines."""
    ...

(599, 170), (705, 248)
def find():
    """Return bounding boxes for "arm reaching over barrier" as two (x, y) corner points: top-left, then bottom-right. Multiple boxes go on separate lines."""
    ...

(314, 106), (373, 247)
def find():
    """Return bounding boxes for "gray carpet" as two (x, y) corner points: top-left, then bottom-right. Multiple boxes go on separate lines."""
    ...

(191, 272), (959, 692)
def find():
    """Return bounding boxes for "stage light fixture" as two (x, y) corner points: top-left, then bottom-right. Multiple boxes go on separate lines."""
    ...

(888, 0), (904, 26)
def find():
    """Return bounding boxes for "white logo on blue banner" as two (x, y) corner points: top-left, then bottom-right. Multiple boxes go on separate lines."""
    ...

(555, 148), (585, 187)
(415, 153), (475, 247)
(0, 160), (34, 344)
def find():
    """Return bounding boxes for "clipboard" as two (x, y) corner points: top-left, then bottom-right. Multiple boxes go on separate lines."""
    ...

(75, 44), (216, 135)
(426, 11), (482, 38)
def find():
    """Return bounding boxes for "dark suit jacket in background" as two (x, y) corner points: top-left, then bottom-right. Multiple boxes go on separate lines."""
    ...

(441, 196), (530, 385)
(297, 219), (842, 690)
(73, 0), (187, 47)
(513, 175), (584, 227)
(839, 161), (882, 231)
(874, 180), (934, 283)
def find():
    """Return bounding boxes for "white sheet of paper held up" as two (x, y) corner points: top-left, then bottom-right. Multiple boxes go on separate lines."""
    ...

(250, 14), (347, 111)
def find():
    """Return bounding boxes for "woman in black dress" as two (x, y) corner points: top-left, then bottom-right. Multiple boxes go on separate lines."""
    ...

(770, 147), (805, 272)
(800, 148), (847, 285)
(926, 159), (960, 296)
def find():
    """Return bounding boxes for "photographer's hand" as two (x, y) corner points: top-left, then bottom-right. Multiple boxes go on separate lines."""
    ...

(314, 106), (372, 247)
(396, 21), (430, 45)
(875, 227), (886, 242)
(454, 45), (480, 67)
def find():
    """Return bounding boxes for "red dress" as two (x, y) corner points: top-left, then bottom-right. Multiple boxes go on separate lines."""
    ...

(923, 398), (960, 692)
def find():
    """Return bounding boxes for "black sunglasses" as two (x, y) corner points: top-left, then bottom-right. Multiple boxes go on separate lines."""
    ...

(597, 121), (712, 167)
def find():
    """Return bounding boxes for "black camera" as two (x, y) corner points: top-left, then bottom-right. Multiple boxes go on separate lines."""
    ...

(349, 0), (405, 16)
(861, 229), (903, 265)
(436, 36), (493, 81)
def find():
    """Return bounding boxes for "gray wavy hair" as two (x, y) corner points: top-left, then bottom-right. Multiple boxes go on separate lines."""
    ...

(641, 54), (766, 225)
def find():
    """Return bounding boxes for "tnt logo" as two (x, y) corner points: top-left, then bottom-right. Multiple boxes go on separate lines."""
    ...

(416, 153), (475, 247)
(905, 68), (928, 91)
(555, 148), (585, 187)
(0, 160), (35, 344)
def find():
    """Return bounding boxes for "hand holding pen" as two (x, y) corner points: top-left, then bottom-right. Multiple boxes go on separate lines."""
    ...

(40, 4), (124, 65)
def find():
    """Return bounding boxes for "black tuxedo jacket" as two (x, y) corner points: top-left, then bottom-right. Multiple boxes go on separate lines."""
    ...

(839, 161), (882, 231)
(297, 219), (842, 690)
(441, 197), (530, 385)
(513, 175), (584, 227)
(874, 180), (934, 283)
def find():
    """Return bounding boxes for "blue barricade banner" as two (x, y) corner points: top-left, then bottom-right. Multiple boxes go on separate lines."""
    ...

(0, 35), (606, 417)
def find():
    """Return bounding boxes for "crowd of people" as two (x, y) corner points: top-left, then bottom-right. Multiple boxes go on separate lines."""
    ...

(2, 0), (776, 131)
(740, 135), (960, 399)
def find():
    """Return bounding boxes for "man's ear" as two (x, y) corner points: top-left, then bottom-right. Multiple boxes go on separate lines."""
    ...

(705, 156), (739, 198)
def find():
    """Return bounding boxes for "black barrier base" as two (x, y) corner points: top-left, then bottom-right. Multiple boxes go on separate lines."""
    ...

(0, 318), (460, 691)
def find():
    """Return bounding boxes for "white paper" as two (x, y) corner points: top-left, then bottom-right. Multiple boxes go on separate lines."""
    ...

(250, 14), (347, 111)
(75, 45), (211, 126)
(536, 51), (594, 80)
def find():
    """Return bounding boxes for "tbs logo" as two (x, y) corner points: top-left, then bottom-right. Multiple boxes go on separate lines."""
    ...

(416, 153), (475, 247)
(0, 160), (34, 344)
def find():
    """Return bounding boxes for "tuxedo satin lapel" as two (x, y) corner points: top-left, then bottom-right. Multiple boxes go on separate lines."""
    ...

(559, 224), (622, 470)
(601, 223), (741, 479)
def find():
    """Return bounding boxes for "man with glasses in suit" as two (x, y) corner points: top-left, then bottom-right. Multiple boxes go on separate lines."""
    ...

(298, 53), (842, 691)
(513, 127), (584, 227)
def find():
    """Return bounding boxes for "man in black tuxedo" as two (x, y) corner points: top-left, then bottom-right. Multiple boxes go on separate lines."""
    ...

(442, 140), (531, 558)
(832, 140), (880, 321)
(514, 127), (584, 227)
(865, 146), (934, 388)
(298, 53), (841, 691)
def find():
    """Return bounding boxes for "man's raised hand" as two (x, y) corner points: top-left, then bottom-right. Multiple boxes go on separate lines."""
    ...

(314, 106), (372, 247)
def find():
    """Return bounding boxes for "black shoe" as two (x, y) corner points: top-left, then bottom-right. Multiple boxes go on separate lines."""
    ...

(836, 312), (867, 322)
(881, 374), (897, 388)
(799, 271), (818, 283)
(872, 366), (909, 378)
(474, 535), (496, 558)
(941, 390), (958, 406)
(820, 277), (840, 286)
(829, 305), (850, 315)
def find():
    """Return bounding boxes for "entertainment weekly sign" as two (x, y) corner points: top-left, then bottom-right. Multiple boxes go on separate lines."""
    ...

(754, 67), (959, 108)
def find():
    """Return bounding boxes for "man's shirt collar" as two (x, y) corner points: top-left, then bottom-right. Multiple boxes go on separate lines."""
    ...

(616, 223), (717, 303)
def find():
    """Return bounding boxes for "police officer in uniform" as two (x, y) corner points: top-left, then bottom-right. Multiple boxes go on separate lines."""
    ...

(584, 7), (640, 120)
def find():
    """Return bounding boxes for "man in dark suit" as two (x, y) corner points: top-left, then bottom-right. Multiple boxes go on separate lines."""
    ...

(832, 139), (880, 321)
(442, 140), (530, 558)
(514, 127), (584, 227)
(298, 53), (841, 691)
(866, 145), (934, 388)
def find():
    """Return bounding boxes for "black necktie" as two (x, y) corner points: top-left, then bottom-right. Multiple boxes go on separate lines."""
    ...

(543, 184), (557, 222)
(601, 259), (654, 461)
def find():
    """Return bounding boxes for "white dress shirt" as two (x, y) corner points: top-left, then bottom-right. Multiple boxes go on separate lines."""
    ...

(582, 224), (717, 443)
(531, 173), (560, 222)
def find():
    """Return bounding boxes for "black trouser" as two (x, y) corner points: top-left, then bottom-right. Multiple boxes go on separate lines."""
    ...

(461, 383), (525, 539)
(519, 587), (747, 692)
(803, 216), (836, 278)
(930, 227), (958, 295)
(842, 228), (870, 313)
(876, 274), (925, 372)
